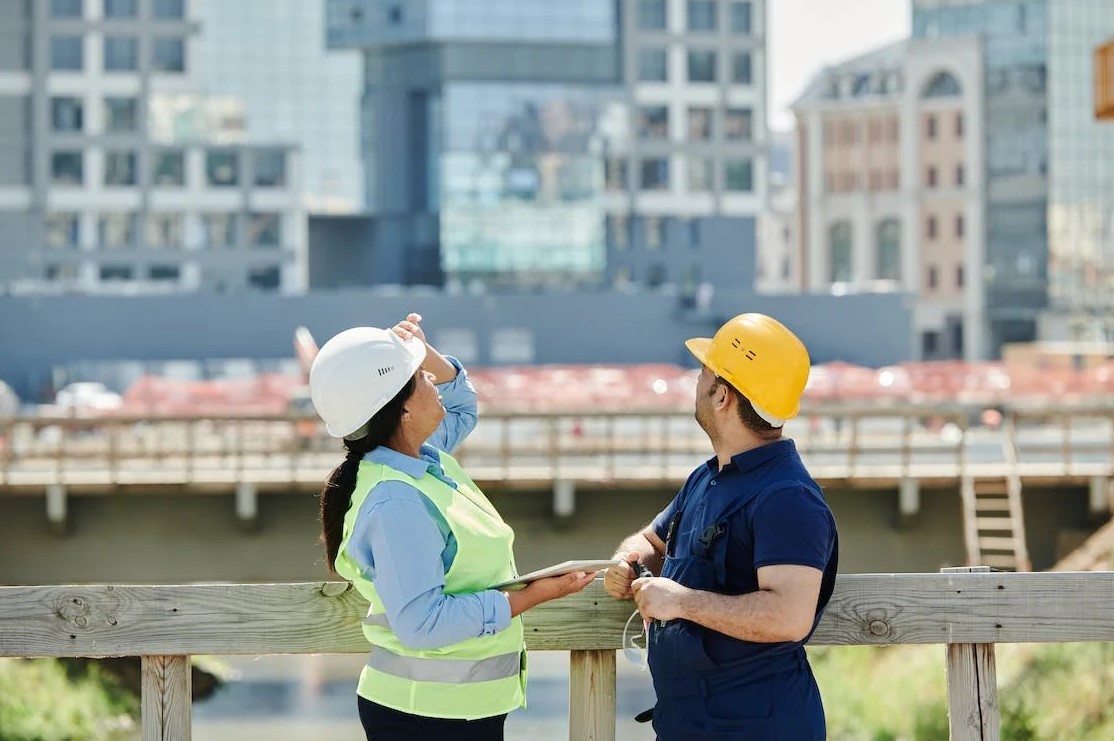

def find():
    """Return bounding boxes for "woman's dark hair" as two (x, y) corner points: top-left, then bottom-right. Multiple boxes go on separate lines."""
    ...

(320, 375), (418, 573)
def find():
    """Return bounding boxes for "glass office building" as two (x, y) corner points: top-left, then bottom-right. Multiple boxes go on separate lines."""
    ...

(915, 0), (1114, 344)
(914, 0), (1049, 350)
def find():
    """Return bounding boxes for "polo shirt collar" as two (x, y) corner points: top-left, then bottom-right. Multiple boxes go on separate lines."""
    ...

(704, 438), (796, 475)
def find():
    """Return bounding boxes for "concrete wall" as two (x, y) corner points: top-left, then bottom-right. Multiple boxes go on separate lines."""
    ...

(0, 288), (912, 400)
(0, 483), (1091, 586)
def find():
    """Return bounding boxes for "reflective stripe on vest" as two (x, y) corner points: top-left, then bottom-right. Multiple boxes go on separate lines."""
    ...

(367, 646), (521, 684)
(363, 612), (390, 628)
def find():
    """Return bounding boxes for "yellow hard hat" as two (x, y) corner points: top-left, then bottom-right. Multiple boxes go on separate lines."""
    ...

(685, 313), (810, 426)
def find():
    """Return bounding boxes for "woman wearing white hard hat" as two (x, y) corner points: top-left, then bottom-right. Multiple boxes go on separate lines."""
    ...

(311, 313), (594, 741)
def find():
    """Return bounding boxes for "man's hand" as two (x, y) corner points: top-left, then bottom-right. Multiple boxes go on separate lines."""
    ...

(632, 577), (691, 623)
(603, 553), (642, 599)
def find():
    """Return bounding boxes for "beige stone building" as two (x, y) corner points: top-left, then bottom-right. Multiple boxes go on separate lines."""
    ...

(792, 38), (986, 360)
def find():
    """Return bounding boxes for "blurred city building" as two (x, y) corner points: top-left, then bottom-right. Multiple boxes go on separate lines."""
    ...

(792, 38), (986, 361)
(324, 0), (767, 294)
(0, 0), (308, 295)
(913, 0), (1114, 351)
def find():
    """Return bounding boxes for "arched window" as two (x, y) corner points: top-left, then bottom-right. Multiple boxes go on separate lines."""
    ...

(876, 219), (901, 281)
(922, 71), (962, 98)
(829, 222), (853, 283)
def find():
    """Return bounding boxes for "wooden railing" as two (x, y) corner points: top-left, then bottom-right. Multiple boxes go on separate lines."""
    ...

(4, 570), (1114, 740)
(2, 403), (1112, 490)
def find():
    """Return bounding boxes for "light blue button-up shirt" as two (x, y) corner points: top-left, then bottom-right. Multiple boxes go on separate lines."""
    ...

(344, 357), (512, 650)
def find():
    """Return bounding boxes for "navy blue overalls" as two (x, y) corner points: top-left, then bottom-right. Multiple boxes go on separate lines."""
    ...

(647, 439), (838, 740)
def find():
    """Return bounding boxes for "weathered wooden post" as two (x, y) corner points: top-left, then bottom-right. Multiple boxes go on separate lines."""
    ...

(569, 649), (616, 741)
(942, 566), (999, 740)
(141, 655), (191, 741)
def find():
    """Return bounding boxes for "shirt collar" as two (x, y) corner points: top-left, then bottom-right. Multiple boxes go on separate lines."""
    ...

(703, 438), (796, 475)
(365, 445), (433, 480)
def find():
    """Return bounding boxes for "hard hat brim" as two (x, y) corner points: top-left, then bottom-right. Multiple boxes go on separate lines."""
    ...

(685, 337), (713, 369)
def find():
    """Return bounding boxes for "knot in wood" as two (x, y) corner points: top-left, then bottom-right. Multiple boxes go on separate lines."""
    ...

(55, 594), (92, 623)
(868, 619), (890, 637)
(319, 582), (351, 598)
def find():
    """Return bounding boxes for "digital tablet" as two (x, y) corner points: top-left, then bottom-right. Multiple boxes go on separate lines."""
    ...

(491, 559), (622, 590)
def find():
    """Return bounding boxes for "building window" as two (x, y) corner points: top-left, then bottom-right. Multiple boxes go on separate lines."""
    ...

(100, 265), (134, 282)
(104, 0), (137, 18)
(922, 331), (939, 358)
(152, 37), (185, 73)
(730, 1), (752, 33)
(104, 97), (138, 132)
(640, 158), (670, 191)
(247, 266), (281, 291)
(644, 216), (666, 249)
(687, 50), (717, 83)
(927, 215), (937, 239)
(927, 265), (938, 291)
(44, 264), (80, 282)
(98, 213), (136, 249)
(956, 265), (965, 289)
(146, 214), (184, 249)
(647, 263), (668, 288)
(387, 4), (403, 24)
(207, 151), (239, 187)
(104, 37), (138, 71)
(955, 164), (965, 186)
(248, 213), (281, 247)
(606, 215), (630, 249)
(491, 328), (535, 364)
(638, 0), (667, 30)
(50, 152), (83, 186)
(104, 151), (137, 186)
(687, 157), (714, 192)
(687, 107), (713, 141)
(45, 213), (80, 250)
(638, 106), (669, 140)
(605, 157), (627, 191)
(926, 166), (937, 188)
(254, 150), (286, 187)
(638, 48), (668, 82)
(153, 0), (185, 20)
(956, 214), (965, 238)
(149, 265), (181, 282)
(926, 115), (937, 140)
(829, 222), (853, 283)
(687, 0), (717, 32)
(724, 108), (753, 141)
(732, 52), (752, 85)
(50, 97), (83, 132)
(51, 36), (83, 71)
(875, 219), (901, 281)
(50, 0), (82, 18)
(922, 71), (962, 98)
(956, 112), (964, 138)
(724, 159), (753, 192)
(152, 151), (185, 186)
(202, 213), (239, 248)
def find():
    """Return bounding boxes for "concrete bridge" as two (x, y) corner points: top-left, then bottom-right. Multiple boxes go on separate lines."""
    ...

(1, 403), (1111, 586)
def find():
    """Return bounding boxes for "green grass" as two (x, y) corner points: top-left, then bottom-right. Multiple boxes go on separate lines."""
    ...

(811, 641), (1114, 741)
(0, 658), (137, 741)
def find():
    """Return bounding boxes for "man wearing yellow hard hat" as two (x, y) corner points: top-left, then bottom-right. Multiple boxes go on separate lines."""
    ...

(604, 313), (839, 740)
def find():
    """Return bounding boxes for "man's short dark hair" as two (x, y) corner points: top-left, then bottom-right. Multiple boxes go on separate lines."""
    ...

(712, 376), (782, 440)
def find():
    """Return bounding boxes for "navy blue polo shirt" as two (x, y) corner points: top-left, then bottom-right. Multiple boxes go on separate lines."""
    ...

(651, 438), (838, 666)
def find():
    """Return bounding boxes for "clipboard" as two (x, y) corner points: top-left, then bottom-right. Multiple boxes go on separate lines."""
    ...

(491, 559), (621, 590)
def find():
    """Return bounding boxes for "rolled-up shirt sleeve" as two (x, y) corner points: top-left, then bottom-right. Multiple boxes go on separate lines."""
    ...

(347, 483), (511, 651)
(426, 355), (478, 454)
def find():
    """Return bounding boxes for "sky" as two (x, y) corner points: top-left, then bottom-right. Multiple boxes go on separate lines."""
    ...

(768, 0), (912, 131)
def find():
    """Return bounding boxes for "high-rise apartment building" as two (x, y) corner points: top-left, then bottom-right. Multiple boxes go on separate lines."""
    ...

(195, 0), (363, 214)
(0, 0), (307, 295)
(325, 0), (766, 292)
(793, 39), (986, 360)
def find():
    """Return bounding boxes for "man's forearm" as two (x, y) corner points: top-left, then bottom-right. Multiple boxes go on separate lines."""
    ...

(614, 529), (663, 574)
(680, 589), (810, 643)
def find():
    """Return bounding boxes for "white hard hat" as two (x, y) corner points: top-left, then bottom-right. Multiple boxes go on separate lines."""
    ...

(309, 327), (427, 439)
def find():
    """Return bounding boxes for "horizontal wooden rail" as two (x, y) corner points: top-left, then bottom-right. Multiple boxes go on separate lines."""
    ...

(6, 572), (1114, 741)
